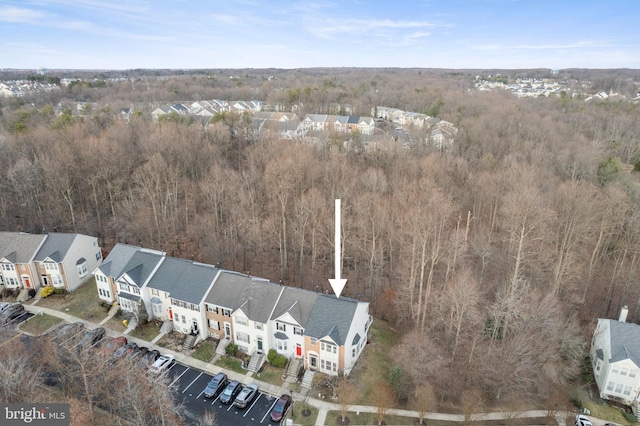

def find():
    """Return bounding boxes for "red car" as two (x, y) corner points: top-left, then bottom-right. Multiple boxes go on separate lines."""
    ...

(101, 336), (127, 355)
(269, 394), (292, 423)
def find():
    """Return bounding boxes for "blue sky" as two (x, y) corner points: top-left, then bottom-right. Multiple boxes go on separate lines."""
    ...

(1, 0), (638, 70)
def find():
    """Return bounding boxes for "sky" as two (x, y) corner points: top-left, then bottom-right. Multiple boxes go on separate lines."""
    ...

(1, 0), (639, 70)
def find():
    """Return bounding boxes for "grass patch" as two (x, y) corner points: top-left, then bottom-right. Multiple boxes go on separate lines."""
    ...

(347, 318), (399, 405)
(287, 400), (318, 426)
(576, 388), (636, 425)
(128, 321), (161, 342)
(19, 313), (63, 335)
(38, 278), (109, 322)
(256, 364), (284, 387)
(215, 355), (245, 374)
(192, 341), (216, 362)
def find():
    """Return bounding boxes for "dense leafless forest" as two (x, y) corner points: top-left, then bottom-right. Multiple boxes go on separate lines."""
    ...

(2, 68), (640, 405)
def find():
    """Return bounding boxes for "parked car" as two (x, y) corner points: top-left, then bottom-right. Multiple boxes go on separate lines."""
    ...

(57, 321), (84, 339)
(139, 349), (160, 368)
(0, 302), (10, 312)
(0, 304), (25, 324)
(128, 346), (147, 361)
(269, 394), (292, 423)
(101, 336), (127, 355)
(149, 354), (174, 374)
(203, 372), (227, 398)
(78, 327), (105, 348)
(219, 380), (242, 404)
(234, 383), (258, 408)
(114, 342), (138, 359)
(576, 414), (593, 426)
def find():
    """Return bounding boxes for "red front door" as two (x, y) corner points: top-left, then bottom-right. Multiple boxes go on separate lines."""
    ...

(169, 308), (173, 319)
(296, 344), (302, 357)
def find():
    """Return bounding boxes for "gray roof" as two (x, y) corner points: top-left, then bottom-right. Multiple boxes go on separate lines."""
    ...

(98, 244), (142, 278)
(0, 232), (46, 264)
(33, 233), (78, 262)
(304, 294), (360, 346)
(273, 331), (288, 340)
(205, 271), (283, 323)
(147, 257), (218, 305)
(118, 292), (141, 303)
(119, 251), (164, 288)
(270, 287), (318, 327)
(607, 319), (640, 367)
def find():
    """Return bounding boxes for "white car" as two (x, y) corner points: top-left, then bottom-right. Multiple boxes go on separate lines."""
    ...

(149, 354), (175, 374)
(575, 414), (592, 426)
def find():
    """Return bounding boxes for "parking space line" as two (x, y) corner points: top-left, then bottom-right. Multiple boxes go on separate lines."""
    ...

(244, 393), (262, 417)
(260, 398), (278, 424)
(169, 367), (189, 388)
(182, 372), (203, 394)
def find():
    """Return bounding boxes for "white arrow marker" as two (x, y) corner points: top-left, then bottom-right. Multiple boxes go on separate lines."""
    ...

(329, 199), (347, 298)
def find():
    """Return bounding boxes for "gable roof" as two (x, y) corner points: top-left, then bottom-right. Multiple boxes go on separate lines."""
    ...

(118, 250), (164, 288)
(0, 232), (47, 264)
(304, 294), (361, 346)
(205, 271), (283, 323)
(33, 233), (78, 262)
(270, 286), (318, 327)
(147, 256), (219, 304)
(607, 319), (640, 367)
(98, 244), (142, 278)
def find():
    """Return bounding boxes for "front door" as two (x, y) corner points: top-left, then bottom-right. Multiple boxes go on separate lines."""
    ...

(309, 354), (317, 370)
(224, 322), (231, 338)
(257, 337), (263, 354)
(296, 343), (302, 358)
(22, 275), (31, 288)
(41, 275), (48, 286)
(192, 320), (199, 335)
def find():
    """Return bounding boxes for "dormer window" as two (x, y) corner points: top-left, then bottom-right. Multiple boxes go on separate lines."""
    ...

(44, 262), (58, 272)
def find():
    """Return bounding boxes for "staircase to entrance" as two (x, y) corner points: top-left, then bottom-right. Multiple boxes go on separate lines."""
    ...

(301, 369), (315, 390)
(182, 333), (198, 351)
(247, 351), (265, 373)
(282, 357), (303, 384)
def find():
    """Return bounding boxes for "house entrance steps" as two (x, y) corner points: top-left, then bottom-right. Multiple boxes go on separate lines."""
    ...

(215, 337), (231, 355)
(247, 351), (265, 373)
(17, 289), (30, 302)
(301, 369), (315, 390)
(282, 357), (302, 384)
(182, 333), (198, 351)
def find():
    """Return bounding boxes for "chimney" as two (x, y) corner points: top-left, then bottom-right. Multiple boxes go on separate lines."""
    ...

(619, 305), (629, 323)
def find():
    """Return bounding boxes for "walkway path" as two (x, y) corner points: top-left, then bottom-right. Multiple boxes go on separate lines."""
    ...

(21, 303), (607, 426)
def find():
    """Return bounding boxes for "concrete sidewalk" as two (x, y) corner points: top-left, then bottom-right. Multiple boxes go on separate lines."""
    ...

(21, 304), (601, 426)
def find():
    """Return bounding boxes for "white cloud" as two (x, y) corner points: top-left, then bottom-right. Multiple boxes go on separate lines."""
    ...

(0, 6), (46, 23)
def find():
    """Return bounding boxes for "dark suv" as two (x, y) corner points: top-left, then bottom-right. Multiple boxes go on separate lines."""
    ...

(203, 372), (227, 398)
(219, 380), (242, 404)
(0, 304), (25, 324)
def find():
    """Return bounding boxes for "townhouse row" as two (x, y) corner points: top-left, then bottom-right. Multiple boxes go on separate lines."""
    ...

(0, 232), (102, 292)
(95, 243), (372, 376)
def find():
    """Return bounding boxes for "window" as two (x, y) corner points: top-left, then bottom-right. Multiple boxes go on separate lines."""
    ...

(95, 252), (101, 261)
(321, 342), (337, 354)
(624, 386), (632, 396)
(615, 383), (623, 394)
(1, 264), (14, 271)
(209, 320), (219, 330)
(119, 282), (130, 293)
(293, 327), (303, 336)
(612, 366), (619, 374)
(132, 287), (140, 295)
(152, 302), (162, 315)
(52, 275), (63, 287)
(277, 322), (286, 332)
(99, 289), (110, 299)
(276, 339), (288, 351)
(310, 338), (317, 346)
(152, 289), (159, 296)
(352, 348), (356, 357)
(6, 277), (18, 286)
(0, 275), (4, 284)
(595, 360), (601, 372)
(620, 367), (628, 376)
(222, 308), (231, 317)
(44, 263), (57, 272)
(321, 360), (337, 372)
(77, 262), (88, 277)
(255, 322), (263, 330)
(181, 315), (186, 324)
(236, 332), (250, 344)
(630, 369), (638, 378)
(207, 304), (218, 313)
(236, 316), (248, 326)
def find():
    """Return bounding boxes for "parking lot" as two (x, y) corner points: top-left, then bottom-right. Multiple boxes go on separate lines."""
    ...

(45, 320), (292, 425)
(162, 362), (288, 426)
